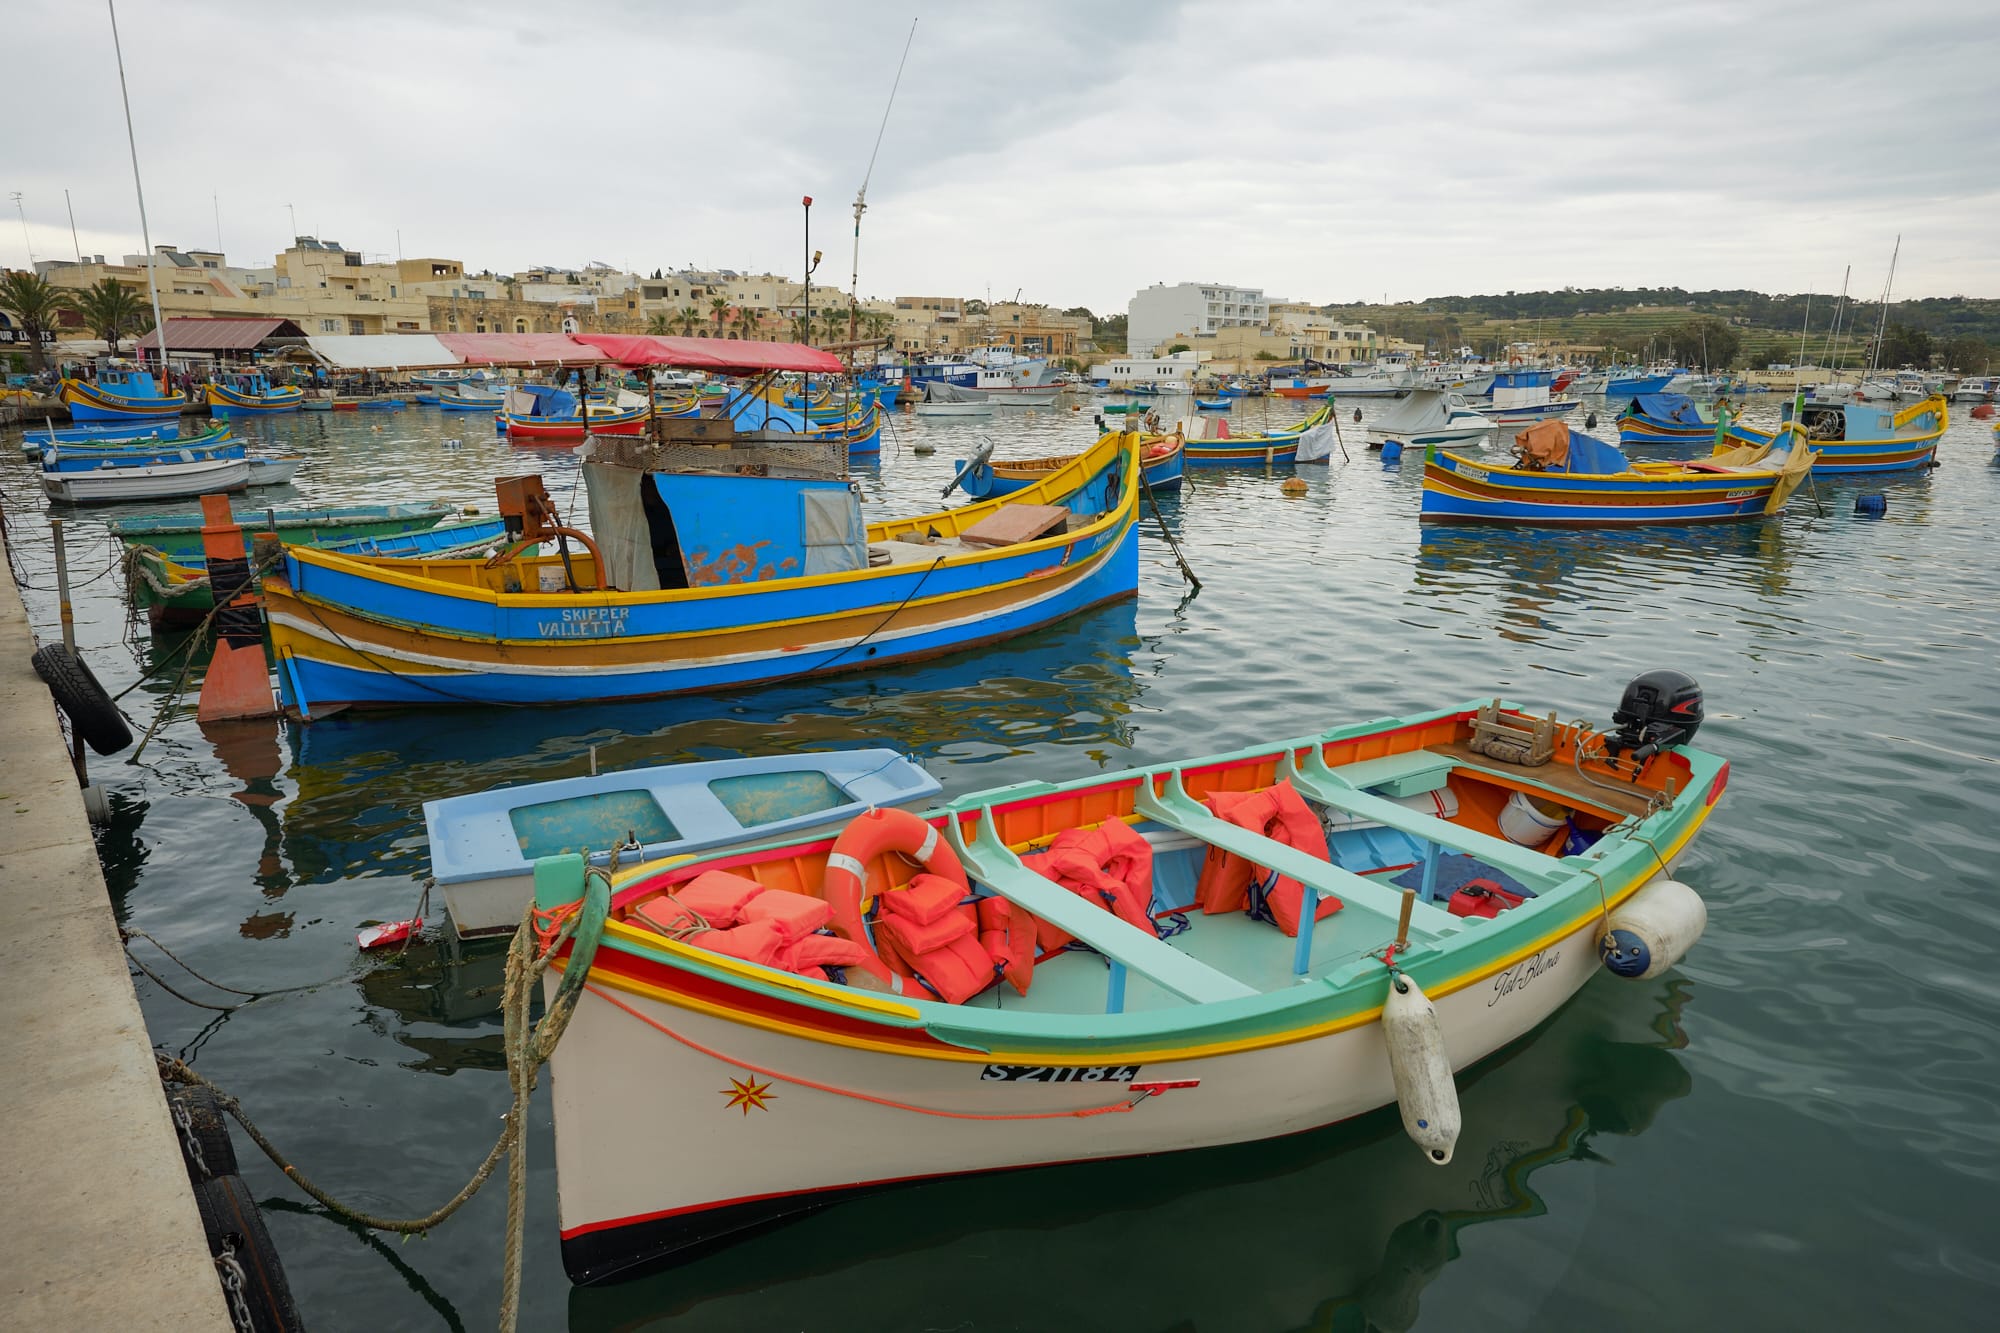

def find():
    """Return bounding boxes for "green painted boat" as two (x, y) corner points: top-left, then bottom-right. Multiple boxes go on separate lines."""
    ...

(530, 682), (1724, 1281)
(109, 501), (457, 561)
(127, 514), (528, 629)
(1102, 402), (1152, 415)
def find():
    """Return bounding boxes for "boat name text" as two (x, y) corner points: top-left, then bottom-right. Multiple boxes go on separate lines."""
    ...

(535, 606), (632, 638)
(980, 1064), (1141, 1083)
(1489, 948), (1560, 1007)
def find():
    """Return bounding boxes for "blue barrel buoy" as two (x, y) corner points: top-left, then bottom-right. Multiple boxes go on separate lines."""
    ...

(1380, 440), (1404, 463)
(1855, 494), (1887, 516)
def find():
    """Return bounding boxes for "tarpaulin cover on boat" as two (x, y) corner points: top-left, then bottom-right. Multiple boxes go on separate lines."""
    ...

(1516, 421), (1627, 473)
(1369, 386), (1456, 434)
(434, 333), (609, 367)
(1627, 394), (1704, 423)
(306, 334), (459, 370)
(574, 334), (843, 376)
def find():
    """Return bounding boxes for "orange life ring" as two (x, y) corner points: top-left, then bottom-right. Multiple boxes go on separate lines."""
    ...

(822, 808), (970, 984)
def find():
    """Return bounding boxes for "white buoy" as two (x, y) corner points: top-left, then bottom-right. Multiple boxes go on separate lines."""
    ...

(1600, 878), (1707, 980)
(913, 441), (936, 455)
(1381, 970), (1459, 1164)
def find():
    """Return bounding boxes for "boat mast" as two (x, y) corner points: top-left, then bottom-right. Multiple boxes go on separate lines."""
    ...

(107, 0), (167, 387)
(848, 17), (918, 346)
(1866, 235), (1900, 378)
(1819, 266), (1851, 381)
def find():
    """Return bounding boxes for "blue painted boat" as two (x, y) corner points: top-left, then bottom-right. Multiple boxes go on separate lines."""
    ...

(1420, 423), (1814, 526)
(424, 748), (942, 936)
(1477, 369), (1581, 425)
(437, 383), (507, 411)
(1195, 398), (1232, 411)
(21, 419), (182, 450)
(1718, 394), (1946, 475)
(205, 371), (306, 417)
(957, 434), (1184, 499)
(263, 430), (1140, 712)
(1615, 394), (1716, 444)
(1603, 369), (1680, 397)
(1181, 404), (1333, 468)
(413, 393), (442, 405)
(59, 368), (188, 421)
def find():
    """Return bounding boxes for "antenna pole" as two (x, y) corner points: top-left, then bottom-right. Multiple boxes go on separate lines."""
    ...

(65, 190), (83, 266)
(849, 17), (918, 343)
(107, 0), (167, 384)
(1867, 235), (1900, 377)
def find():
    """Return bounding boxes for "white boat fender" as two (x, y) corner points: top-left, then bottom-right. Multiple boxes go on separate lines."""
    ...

(1599, 878), (1707, 980)
(1381, 970), (1460, 1164)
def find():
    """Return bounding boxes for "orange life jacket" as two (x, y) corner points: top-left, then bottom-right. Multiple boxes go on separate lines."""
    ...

(875, 873), (999, 1005)
(631, 871), (876, 980)
(1019, 820), (1158, 950)
(1193, 779), (1343, 937)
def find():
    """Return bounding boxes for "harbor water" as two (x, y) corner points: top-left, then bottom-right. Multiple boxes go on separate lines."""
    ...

(3, 396), (1996, 1330)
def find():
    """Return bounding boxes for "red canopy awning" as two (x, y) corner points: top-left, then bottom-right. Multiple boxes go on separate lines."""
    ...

(573, 334), (842, 376)
(433, 332), (609, 367)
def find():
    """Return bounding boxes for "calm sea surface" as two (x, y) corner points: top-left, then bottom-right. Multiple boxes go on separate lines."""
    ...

(3, 391), (1996, 1331)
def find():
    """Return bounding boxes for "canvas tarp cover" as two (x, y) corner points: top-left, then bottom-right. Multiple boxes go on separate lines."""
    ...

(1516, 421), (1630, 474)
(582, 459), (664, 592)
(1294, 420), (1337, 463)
(1628, 393), (1703, 423)
(307, 334), (458, 370)
(1369, 387), (1453, 435)
(925, 380), (988, 403)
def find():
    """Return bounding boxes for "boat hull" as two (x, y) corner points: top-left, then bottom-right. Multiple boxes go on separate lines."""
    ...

(42, 455), (249, 504)
(247, 457), (301, 486)
(1421, 452), (1779, 526)
(206, 385), (305, 416)
(1183, 439), (1299, 467)
(60, 378), (187, 420)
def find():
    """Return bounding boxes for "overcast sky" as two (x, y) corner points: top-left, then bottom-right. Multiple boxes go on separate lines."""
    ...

(5, 0), (1994, 313)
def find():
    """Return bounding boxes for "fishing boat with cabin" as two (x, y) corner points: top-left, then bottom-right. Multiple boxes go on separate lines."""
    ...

(1717, 393), (1946, 474)
(59, 367), (188, 421)
(1421, 420), (1815, 526)
(526, 679), (1724, 1283)
(204, 370), (306, 417)
(261, 337), (1141, 712)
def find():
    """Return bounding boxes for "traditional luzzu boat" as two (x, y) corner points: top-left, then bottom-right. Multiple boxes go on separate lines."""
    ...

(59, 367), (189, 421)
(425, 749), (942, 938)
(1614, 393), (1718, 444)
(204, 370), (306, 417)
(1180, 403), (1334, 467)
(1717, 393), (1946, 475)
(40, 431), (249, 504)
(956, 433), (1183, 499)
(125, 512), (501, 629)
(502, 384), (650, 441)
(727, 387), (884, 454)
(261, 352), (1141, 712)
(526, 678), (1724, 1283)
(1421, 420), (1815, 526)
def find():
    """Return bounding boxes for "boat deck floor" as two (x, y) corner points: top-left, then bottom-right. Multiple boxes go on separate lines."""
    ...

(955, 905), (1399, 1016)
(870, 537), (978, 566)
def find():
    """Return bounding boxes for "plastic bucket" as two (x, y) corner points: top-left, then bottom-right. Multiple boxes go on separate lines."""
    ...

(1498, 790), (1567, 845)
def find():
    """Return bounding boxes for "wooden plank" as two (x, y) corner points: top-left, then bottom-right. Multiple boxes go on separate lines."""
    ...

(1422, 739), (1658, 819)
(958, 503), (1070, 549)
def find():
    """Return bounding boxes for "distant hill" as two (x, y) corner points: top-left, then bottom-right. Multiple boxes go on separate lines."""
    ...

(1317, 288), (2000, 370)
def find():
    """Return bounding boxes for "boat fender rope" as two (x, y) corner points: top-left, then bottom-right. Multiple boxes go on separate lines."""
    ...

(581, 979), (1153, 1122)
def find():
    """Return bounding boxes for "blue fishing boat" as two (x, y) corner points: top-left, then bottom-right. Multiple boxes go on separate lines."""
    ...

(110, 500), (458, 560)
(41, 432), (249, 504)
(59, 367), (188, 421)
(1718, 393), (1946, 475)
(437, 382), (508, 411)
(503, 384), (648, 441)
(1420, 421), (1814, 526)
(1195, 397), (1232, 411)
(20, 419), (183, 451)
(1181, 404), (1334, 468)
(1477, 369), (1580, 425)
(204, 370), (306, 417)
(1603, 368), (1680, 397)
(1615, 394), (1717, 444)
(424, 748), (942, 937)
(263, 415), (1140, 711)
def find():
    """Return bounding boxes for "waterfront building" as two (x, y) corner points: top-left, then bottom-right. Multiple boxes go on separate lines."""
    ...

(1128, 281), (1269, 356)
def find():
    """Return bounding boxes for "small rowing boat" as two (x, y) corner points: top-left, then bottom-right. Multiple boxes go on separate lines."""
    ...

(957, 433), (1184, 499)
(40, 433), (248, 504)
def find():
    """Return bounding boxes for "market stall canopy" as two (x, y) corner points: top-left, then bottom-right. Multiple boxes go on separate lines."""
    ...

(434, 332), (609, 367)
(135, 317), (306, 353)
(306, 333), (459, 370)
(574, 334), (843, 376)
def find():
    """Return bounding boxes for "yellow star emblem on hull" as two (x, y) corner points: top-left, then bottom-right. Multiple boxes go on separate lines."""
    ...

(721, 1074), (776, 1116)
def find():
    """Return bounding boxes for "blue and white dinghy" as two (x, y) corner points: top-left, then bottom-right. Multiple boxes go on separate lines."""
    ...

(423, 749), (941, 937)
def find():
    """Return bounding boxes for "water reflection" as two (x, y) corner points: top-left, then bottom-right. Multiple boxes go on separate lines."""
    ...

(566, 975), (1694, 1333)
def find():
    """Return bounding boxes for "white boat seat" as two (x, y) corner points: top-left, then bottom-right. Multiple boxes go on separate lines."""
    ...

(945, 806), (1255, 1005)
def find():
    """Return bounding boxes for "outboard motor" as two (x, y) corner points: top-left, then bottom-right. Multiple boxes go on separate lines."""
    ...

(1609, 669), (1704, 763)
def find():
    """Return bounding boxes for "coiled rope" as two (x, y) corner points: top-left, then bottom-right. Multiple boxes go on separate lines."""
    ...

(157, 867), (610, 1333)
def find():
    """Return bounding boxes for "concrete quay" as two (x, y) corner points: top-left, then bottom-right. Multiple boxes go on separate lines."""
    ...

(0, 521), (230, 1329)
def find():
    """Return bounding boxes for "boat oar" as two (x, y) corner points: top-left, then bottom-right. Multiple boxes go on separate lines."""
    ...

(1138, 435), (1201, 592)
(940, 439), (996, 499)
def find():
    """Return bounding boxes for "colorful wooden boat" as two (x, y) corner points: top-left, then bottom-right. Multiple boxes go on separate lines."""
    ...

(263, 430), (1140, 712)
(437, 383), (508, 411)
(1180, 404), (1333, 468)
(503, 384), (650, 441)
(1420, 423), (1814, 526)
(531, 686), (1724, 1282)
(21, 419), (183, 451)
(1194, 398), (1232, 411)
(111, 500), (457, 560)
(958, 434), (1183, 499)
(127, 513), (515, 629)
(204, 372), (306, 417)
(1101, 402), (1149, 415)
(1614, 394), (1718, 444)
(40, 433), (249, 504)
(1718, 394), (1946, 474)
(59, 368), (188, 421)
(426, 749), (942, 938)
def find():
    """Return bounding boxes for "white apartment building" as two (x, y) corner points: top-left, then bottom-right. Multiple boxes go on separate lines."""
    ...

(1127, 281), (1269, 356)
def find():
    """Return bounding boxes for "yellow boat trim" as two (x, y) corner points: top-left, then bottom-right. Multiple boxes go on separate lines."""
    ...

(563, 807), (1711, 1066)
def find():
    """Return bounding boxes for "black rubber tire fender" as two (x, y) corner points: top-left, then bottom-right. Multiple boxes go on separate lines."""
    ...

(29, 642), (132, 755)
(167, 1084), (239, 1183)
(192, 1174), (304, 1333)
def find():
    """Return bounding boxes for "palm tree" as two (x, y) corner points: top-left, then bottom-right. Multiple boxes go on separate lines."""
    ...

(645, 312), (673, 336)
(676, 305), (701, 337)
(0, 270), (73, 374)
(708, 296), (730, 338)
(819, 315), (844, 345)
(732, 307), (760, 341)
(791, 313), (811, 344)
(865, 312), (893, 344)
(73, 278), (150, 355)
